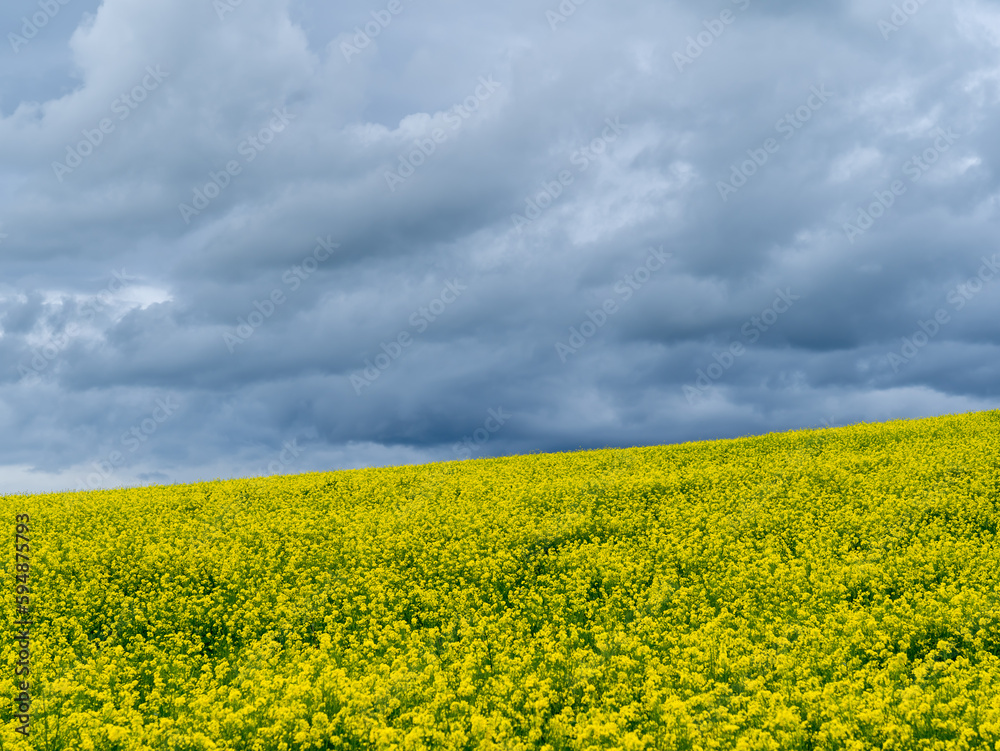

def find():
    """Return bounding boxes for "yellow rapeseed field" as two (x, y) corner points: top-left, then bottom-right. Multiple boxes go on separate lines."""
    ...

(2, 409), (1000, 750)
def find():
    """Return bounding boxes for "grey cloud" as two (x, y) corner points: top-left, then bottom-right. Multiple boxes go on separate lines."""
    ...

(0, 0), (998, 492)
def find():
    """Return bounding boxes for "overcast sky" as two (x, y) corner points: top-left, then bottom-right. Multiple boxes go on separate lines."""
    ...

(1, 0), (998, 493)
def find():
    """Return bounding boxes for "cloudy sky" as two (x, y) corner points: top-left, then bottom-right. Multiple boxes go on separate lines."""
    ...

(1, 0), (998, 493)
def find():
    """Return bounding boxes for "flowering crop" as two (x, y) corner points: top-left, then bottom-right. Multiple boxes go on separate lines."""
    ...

(2, 409), (999, 749)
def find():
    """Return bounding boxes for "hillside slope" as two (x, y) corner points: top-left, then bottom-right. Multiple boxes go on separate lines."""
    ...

(3, 410), (1000, 750)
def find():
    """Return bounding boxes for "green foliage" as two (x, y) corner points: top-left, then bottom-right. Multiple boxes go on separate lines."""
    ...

(2, 409), (1000, 749)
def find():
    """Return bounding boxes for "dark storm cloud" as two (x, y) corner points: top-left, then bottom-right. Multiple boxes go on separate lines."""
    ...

(0, 0), (998, 493)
